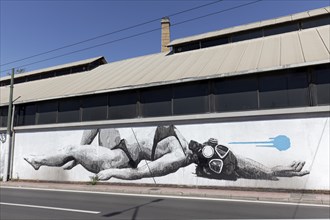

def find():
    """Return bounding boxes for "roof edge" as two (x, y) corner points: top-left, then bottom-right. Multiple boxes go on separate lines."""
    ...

(169, 6), (330, 47)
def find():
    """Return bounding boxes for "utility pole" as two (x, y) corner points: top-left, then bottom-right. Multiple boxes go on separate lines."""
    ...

(3, 68), (14, 182)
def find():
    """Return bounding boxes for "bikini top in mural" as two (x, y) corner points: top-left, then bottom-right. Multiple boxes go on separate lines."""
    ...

(189, 139), (238, 178)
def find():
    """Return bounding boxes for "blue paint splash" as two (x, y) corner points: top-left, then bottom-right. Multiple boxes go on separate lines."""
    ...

(229, 135), (291, 151)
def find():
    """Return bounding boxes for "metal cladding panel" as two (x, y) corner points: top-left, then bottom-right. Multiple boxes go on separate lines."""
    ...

(162, 52), (203, 81)
(197, 44), (232, 77)
(99, 58), (143, 89)
(325, 6), (330, 13)
(299, 28), (330, 62)
(275, 15), (292, 24)
(257, 35), (281, 69)
(129, 53), (175, 85)
(218, 42), (249, 74)
(128, 54), (170, 86)
(259, 19), (276, 27)
(0, 87), (9, 105)
(243, 21), (261, 30)
(236, 40), (264, 72)
(317, 25), (330, 52)
(291, 12), (309, 20)
(280, 32), (305, 66)
(308, 7), (329, 16)
(181, 48), (218, 79)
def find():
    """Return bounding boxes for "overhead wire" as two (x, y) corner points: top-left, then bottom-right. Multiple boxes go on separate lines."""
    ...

(0, 0), (263, 74)
(0, 0), (224, 67)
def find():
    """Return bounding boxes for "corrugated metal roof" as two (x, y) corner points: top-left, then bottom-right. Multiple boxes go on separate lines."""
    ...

(0, 56), (105, 81)
(169, 6), (330, 47)
(1, 25), (329, 106)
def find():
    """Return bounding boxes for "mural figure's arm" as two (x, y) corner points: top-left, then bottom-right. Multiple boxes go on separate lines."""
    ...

(236, 156), (309, 180)
(62, 129), (99, 170)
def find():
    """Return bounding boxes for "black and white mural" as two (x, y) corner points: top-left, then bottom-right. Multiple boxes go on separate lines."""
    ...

(12, 117), (329, 190)
(24, 125), (310, 181)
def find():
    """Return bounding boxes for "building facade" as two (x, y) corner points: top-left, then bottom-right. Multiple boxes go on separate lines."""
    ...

(0, 7), (329, 190)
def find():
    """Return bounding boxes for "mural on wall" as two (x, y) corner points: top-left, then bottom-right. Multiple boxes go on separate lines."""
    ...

(24, 125), (310, 181)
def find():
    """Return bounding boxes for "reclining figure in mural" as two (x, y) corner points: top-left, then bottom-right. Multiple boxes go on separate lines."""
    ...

(24, 125), (309, 181)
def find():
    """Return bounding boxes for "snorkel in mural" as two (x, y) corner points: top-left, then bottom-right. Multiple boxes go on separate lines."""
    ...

(229, 135), (291, 151)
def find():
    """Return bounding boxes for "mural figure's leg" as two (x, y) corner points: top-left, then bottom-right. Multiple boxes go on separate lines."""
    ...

(62, 128), (122, 170)
(24, 145), (131, 173)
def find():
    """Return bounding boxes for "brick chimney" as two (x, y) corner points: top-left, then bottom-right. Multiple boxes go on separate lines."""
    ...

(161, 17), (170, 53)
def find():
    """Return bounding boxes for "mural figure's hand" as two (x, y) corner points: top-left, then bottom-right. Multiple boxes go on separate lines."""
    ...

(272, 161), (310, 177)
(97, 169), (113, 180)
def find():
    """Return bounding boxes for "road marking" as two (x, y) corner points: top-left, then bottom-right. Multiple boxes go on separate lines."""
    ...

(0, 202), (100, 214)
(1, 186), (329, 208)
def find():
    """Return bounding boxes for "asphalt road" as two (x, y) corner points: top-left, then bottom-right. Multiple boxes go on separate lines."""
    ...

(0, 187), (329, 220)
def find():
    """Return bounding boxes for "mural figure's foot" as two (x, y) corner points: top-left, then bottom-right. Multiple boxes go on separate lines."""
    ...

(24, 157), (41, 170)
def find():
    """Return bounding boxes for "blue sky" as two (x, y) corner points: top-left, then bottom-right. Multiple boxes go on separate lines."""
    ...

(0, 0), (328, 76)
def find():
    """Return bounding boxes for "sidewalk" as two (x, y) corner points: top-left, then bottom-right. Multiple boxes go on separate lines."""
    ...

(1, 181), (329, 205)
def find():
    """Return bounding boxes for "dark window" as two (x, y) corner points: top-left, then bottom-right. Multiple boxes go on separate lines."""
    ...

(17, 104), (36, 126)
(264, 22), (299, 36)
(259, 73), (288, 109)
(140, 86), (172, 117)
(58, 98), (81, 123)
(174, 42), (200, 53)
(71, 65), (86, 73)
(26, 74), (41, 82)
(55, 69), (68, 77)
(0, 80), (9, 86)
(286, 70), (309, 107)
(314, 65), (330, 105)
(173, 81), (209, 115)
(81, 94), (108, 121)
(109, 91), (138, 119)
(214, 76), (258, 112)
(14, 77), (26, 84)
(0, 106), (8, 127)
(201, 37), (229, 48)
(39, 71), (55, 79)
(37, 101), (58, 124)
(232, 29), (263, 42)
(259, 70), (309, 109)
(302, 15), (330, 29)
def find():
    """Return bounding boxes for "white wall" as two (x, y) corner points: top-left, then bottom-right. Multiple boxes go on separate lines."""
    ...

(0, 140), (4, 179)
(11, 116), (330, 190)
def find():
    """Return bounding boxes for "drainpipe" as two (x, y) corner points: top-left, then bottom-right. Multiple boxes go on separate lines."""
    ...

(3, 69), (14, 182)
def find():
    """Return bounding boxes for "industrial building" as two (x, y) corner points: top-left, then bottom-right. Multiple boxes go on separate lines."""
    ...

(0, 7), (329, 190)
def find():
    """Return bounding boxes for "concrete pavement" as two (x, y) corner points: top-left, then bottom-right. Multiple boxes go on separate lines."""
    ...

(1, 181), (329, 206)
